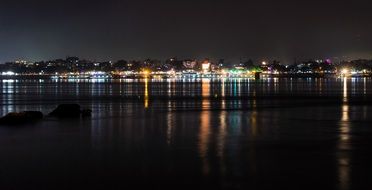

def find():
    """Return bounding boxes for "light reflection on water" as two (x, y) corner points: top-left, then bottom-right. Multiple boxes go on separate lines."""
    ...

(338, 77), (351, 190)
(1, 78), (372, 104)
(144, 78), (149, 108)
(0, 78), (372, 189)
(199, 110), (211, 175)
(1, 80), (15, 114)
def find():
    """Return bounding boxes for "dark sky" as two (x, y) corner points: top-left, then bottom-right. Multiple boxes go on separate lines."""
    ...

(1, 0), (372, 63)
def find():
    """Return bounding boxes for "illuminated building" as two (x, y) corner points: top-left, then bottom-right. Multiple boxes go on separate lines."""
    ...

(183, 60), (197, 69)
(201, 60), (211, 73)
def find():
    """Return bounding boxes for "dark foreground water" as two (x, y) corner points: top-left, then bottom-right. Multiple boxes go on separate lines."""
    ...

(1, 78), (372, 189)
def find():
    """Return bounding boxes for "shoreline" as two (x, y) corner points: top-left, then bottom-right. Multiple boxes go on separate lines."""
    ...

(0, 73), (371, 80)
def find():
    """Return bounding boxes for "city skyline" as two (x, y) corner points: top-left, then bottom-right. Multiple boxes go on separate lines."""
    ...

(2, 1), (372, 189)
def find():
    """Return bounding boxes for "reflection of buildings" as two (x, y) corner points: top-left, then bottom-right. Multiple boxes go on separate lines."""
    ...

(201, 60), (211, 73)
(343, 77), (348, 103)
(199, 110), (211, 175)
(340, 77), (350, 143)
(218, 111), (227, 175)
(221, 79), (226, 110)
(199, 78), (211, 175)
(338, 103), (351, 190)
(201, 79), (211, 109)
(218, 111), (227, 158)
(144, 79), (149, 108)
(167, 102), (174, 145)
(338, 77), (351, 190)
(1, 80), (15, 114)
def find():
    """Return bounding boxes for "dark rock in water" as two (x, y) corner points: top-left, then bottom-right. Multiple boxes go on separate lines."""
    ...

(0, 111), (43, 125)
(81, 109), (92, 117)
(24, 111), (44, 120)
(49, 104), (81, 118)
(49, 104), (92, 118)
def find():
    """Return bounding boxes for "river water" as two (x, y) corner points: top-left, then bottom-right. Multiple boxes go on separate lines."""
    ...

(0, 78), (372, 189)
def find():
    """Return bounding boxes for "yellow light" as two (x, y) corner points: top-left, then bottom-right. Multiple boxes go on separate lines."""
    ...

(143, 70), (150, 76)
(221, 69), (227, 75)
(202, 63), (211, 71)
(341, 69), (348, 75)
(262, 61), (267, 66)
(144, 78), (149, 108)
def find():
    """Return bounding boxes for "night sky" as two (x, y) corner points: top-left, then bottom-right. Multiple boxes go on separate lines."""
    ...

(1, 0), (372, 63)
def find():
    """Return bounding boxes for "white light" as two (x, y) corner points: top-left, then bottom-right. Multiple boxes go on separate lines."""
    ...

(2, 71), (15, 76)
(90, 71), (106, 75)
(341, 69), (348, 74)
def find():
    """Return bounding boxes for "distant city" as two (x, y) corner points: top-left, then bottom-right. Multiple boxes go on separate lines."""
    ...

(1, 57), (372, 79)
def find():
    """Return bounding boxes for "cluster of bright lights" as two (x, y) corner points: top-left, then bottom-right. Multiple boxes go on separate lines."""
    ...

(1, 71), (16, 76)
(202, 62), (211, 72)
(142, 70), (150, 76)
(7, 65), (371, 79)
(341, 68), (349, 75)
(89, 71), (106, 75)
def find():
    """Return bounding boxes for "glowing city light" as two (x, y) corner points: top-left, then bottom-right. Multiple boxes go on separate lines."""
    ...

(341, 69), (349, 75)
(202, 62), (211, 71)
(142, 70), (151, 76)
(1, 71), (16, 76)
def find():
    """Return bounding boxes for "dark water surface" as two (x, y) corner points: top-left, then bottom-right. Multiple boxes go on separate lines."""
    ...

(1, 78), (372, 189)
